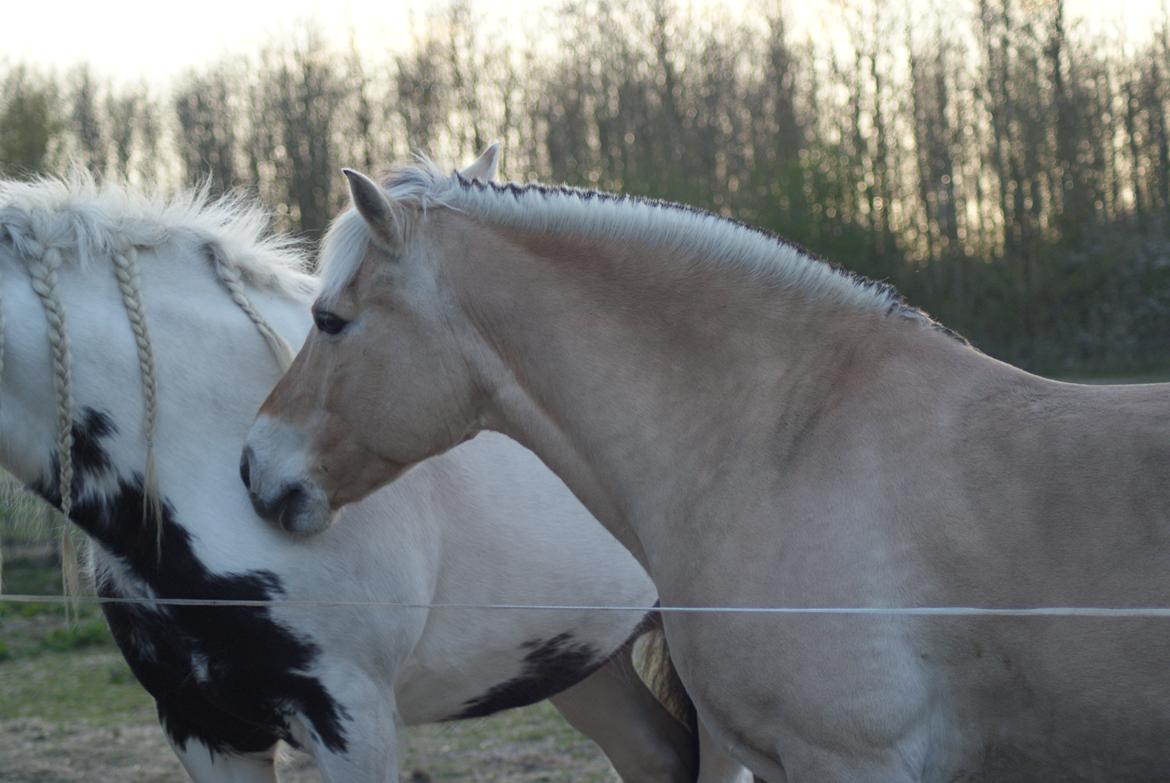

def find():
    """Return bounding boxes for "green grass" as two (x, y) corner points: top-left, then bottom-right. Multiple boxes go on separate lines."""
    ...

(0, 506), (123, 729)
(38, 618), (112, 653)
(2, 555), (66, 597)
(402, 703), (616, 783)
(0, 649), (154, 724)
(0, 551), (112, 659)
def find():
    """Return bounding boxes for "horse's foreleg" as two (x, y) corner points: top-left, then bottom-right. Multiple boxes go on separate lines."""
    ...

(310, 729), (400, 783)
(550, 646), (697, 783)
(301, 669), (400, 783)
(166, 736), (278, 783)
(157, 696), (281, 782)
(697, 720), (759, 783)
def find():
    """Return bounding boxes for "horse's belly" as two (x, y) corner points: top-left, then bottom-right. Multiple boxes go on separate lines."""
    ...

(395, 606), (649, 724)
(664, 609), (1170, 781)
(938, 618), (1170, 781)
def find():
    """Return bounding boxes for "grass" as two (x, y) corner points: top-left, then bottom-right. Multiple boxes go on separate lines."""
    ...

(0, 649), (154, 725)
(0, 529), (111, 660)
(0, 485), (149, 726)
(0, 550), (130, 726)
(401, 704), (616, 783)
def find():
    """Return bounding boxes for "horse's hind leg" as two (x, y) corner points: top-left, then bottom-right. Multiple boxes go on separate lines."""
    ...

(551, 647), (695, 782)
(167, 737), (278, 782)
(552, 622), (754, 783)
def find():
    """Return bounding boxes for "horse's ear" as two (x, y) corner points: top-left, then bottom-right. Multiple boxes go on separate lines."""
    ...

(342, 168), (402, 252)
(459, 143), (501, 182)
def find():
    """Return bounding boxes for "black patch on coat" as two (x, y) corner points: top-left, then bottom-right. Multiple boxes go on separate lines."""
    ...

(71, 408), (115, 479)
(32, 408), (349, 755)
(452, 633), (602, 719)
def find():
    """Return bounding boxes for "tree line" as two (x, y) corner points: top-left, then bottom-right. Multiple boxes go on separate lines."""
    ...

(2, 0), (1169, 372)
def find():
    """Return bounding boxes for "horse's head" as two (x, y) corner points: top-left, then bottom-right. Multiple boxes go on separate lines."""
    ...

(242, 146), (501, 535)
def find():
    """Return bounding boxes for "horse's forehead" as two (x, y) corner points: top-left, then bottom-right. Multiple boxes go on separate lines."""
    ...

(319, 210), (372, 302)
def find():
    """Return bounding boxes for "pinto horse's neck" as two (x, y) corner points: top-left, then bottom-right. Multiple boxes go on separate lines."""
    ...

(36, 251), (309, 575)
(438, 209), (909, 576)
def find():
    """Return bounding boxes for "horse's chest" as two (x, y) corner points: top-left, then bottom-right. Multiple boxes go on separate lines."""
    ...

(99, 591), (285, 751)
(97, 568), (349, 755)
(34, 408), (350, 753)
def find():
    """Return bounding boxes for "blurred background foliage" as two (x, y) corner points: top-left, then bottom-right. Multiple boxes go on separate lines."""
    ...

(2, 0), (1169, 373)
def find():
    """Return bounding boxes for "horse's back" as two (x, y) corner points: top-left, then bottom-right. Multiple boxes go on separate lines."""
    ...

(940, 372), (1170, 602)
(786, 337), (1170, 607)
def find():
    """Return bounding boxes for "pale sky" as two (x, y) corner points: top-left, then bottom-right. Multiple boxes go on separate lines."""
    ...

(1, 0), (420, 83)
(2, 0), (1165, 86)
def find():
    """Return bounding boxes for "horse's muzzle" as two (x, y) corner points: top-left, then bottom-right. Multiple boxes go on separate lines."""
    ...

(241, 446), (316, 534)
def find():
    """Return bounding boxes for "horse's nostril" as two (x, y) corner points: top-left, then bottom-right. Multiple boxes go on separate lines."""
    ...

(275, 484), (308, 532)
(240, 448), (253, 492)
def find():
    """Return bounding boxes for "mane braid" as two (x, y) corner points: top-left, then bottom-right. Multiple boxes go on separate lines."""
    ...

(23, 240), (76, 518)
(0, 171), (314, 298)
(21, 239), (81, 608)
(208, 242), (295, 369)
(109, 238), (164, 540)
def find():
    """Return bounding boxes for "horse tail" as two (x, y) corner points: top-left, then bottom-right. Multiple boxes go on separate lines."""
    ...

(634, 606), (699, 773)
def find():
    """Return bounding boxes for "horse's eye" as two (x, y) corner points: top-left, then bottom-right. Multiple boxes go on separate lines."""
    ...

(314, 310), (349, 335)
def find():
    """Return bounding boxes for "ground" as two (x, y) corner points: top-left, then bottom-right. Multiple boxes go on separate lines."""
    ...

(0, 535), (621, 782)
(0, 696), (616, 782)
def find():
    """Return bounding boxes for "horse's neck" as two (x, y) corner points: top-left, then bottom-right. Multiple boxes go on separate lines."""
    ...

(446, 214), (878, 566)
(138, 253), (310, 438)
(79, 256), (311, 568)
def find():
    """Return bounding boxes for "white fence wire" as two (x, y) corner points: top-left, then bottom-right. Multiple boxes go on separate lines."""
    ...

(3, 593), (1170, 617)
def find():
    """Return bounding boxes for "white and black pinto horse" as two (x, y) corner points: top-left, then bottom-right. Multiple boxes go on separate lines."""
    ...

(0, 172), (707, 782)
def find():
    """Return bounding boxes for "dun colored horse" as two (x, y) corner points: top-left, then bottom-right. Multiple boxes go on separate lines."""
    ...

(245, 146), (1170, 781)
